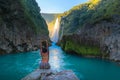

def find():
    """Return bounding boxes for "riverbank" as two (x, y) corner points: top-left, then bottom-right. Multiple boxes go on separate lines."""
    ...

(0, 44), (120, 80)
(58, 33), (120, 62)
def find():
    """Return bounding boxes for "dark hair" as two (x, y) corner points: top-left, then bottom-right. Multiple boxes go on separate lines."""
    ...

(42, 41), (47, 53)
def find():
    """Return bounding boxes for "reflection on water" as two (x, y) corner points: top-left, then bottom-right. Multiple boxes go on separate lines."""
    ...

(51, 53), (60, 69)
(49, 43), (64, 71)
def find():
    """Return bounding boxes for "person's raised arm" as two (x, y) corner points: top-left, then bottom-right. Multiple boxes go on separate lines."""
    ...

(40, 41), (42, 55)
(46, 40), (49, 53)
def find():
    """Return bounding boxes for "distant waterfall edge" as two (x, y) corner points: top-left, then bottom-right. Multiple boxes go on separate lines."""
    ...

(50, 18), (60, 43)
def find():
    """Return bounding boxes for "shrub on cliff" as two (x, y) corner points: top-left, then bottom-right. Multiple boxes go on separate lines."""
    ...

(0, 0), (49, 54)
(20, 0), (48, 35)
(60, 0), (120, 34)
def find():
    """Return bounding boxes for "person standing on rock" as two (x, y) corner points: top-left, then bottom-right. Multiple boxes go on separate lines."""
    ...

(39, 40), (50, 69)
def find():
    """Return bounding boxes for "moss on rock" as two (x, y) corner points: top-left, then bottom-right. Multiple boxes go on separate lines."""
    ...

(64, 40), (101, 56)
(59, 35), (102, 57)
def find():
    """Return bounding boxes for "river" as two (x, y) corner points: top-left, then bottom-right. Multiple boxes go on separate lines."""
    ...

(0, 43), (120, 80)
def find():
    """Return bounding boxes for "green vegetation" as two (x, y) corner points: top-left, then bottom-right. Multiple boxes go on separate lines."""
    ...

(60, 37), (101, 56)
(60, 0), (120, 34)
(0, 16), (2, 23)
(20, 0), (48, 35)
(0, 0), (49, 54)
(59, 0), (120, 57)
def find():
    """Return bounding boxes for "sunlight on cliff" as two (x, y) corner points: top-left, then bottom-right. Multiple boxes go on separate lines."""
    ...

(88, 0), (101, 9)
(47, 21), (54, 37)
(90, 0), (101, 4)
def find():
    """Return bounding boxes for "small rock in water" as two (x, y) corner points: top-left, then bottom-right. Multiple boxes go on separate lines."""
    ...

(22, 69), (79, 80)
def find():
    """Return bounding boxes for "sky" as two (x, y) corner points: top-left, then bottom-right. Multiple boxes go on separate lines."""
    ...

(36, 0), (88, 13)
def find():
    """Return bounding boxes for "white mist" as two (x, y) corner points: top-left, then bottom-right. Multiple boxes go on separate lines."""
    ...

(51, 18), (60, 43)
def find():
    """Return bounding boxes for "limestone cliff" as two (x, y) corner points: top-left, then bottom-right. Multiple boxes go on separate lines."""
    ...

(59, 0), (120, 61)
(0, 0), (49, 54)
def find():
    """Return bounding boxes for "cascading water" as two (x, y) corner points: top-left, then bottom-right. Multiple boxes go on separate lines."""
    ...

(51, 18), (60, 43)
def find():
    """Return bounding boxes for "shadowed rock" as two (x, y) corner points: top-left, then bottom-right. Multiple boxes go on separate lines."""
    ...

(0, 0), (49, 54)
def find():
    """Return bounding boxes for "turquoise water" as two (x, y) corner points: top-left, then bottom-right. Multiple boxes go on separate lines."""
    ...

(0, 44), (120, 80)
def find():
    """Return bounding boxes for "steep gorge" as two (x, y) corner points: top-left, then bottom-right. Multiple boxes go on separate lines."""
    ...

(41, 13), (60, 38)
(59, 0), (120, 61)
(0, 0), (49, 54)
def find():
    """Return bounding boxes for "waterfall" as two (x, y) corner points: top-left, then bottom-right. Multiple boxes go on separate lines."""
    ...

(51, 18), (60, 43)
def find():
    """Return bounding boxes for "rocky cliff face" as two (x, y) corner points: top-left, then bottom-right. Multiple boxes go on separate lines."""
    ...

(41, 13), (61, 38)
(59, 0), (120, 61)
(0, 0), (49, 54)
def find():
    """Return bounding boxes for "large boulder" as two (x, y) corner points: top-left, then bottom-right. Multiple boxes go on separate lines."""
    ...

(22, 69), (79, 80)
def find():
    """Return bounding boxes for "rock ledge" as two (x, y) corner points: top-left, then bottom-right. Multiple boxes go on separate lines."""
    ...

(22, 69), (79, 80)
